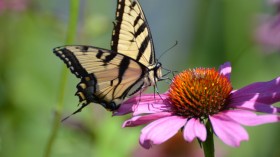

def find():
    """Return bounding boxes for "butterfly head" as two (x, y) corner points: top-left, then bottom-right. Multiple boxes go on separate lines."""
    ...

(155, 62), (163, 80)
(147, 62), (163, 86)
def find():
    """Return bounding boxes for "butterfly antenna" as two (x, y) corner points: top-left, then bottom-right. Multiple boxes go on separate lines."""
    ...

(61, 103), (88, 122)
(158, 40), (178, 61)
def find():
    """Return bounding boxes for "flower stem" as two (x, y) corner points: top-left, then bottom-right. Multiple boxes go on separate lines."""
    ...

(202, 120), (215, 157)
(44, 1), (79, 157)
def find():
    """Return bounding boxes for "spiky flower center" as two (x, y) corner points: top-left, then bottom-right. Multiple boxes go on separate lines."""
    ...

(168, 68), (232, 118)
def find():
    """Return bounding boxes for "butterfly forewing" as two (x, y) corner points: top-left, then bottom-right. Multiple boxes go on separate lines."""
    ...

(54, 46), (146, 110)
(111, 0), (155, 66)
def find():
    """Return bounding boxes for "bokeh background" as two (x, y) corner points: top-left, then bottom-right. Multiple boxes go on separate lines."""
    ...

(0, 0), (280, 157)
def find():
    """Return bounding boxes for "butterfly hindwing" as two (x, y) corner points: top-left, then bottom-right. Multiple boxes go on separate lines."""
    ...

(54, 46), (147, 110)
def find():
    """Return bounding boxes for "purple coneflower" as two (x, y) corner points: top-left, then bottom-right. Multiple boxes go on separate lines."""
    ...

(115, 62), (280, 149)
(255, 0), (280, 52)
(0, 0), (28, 13)
(256, 14), (280, 52)
(269, 0), (280, 5)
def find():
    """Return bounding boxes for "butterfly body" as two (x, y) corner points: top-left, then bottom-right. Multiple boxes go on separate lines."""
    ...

(54, 0), (162, 112)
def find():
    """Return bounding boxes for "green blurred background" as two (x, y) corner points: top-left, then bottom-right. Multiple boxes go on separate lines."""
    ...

(0, 0), (280, 157)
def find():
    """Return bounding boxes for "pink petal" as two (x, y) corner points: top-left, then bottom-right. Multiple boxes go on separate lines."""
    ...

(132, 102), (171, 116)
(229, 91), (280, 105)
(113, 102), (133, 116)
(219, 62), (231, 81)
(114, 93), (170, 116)
(209, 114), (249, 147)
(228, 100), (280, 114)
(220, 110), (280, 126)
(256, 14), (280, 51)
(139, 116), (186, 149)
(122, 112), (172, 127)
(183, 118), (207, 142)
(230, 77), (280, 104)
(269, 0), (280, 5)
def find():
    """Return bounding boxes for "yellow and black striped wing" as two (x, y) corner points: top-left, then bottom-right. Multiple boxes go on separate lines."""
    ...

(111, 0), (155, 67)
(53, 45), (147, 110)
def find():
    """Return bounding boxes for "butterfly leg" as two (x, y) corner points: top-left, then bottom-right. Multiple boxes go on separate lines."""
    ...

(159, 69), (179, 84)
(153, 80), (164, 101)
